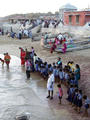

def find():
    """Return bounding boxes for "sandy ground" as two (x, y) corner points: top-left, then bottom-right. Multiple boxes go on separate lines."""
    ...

(0, 35), (90, 120)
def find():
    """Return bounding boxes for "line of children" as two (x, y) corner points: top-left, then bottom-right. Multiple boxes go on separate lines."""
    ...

(33, 57), (81, 88)
(67, 84), (90, 116)
(33, 56), (90, 117)
(83, 95), (90, 117)
(18, 48), (90, 117)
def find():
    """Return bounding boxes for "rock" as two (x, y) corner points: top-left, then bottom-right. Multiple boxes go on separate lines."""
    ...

(15, 115), (28, 120)
(15, 112), (30, 120)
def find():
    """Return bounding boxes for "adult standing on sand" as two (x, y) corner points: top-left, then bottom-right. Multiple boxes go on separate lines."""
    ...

(47, 71), (55, 100)
(4, 53), (11, 69)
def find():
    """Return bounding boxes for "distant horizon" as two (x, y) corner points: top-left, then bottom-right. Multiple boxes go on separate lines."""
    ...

(0, 12), (57, 18)
(0, 0), (90, 17)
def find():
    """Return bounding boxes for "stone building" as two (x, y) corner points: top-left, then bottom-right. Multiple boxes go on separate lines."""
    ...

(64, 10), (90, 26)
(9, 16), (30, 24)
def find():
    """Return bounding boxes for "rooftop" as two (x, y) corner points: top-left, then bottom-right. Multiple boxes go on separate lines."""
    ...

(60, 3), (77, 10)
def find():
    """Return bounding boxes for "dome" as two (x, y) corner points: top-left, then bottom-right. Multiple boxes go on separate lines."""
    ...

(60, 3), (77, 10)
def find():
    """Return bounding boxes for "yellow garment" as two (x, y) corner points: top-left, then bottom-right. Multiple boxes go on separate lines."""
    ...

(69, 63), (75, 72)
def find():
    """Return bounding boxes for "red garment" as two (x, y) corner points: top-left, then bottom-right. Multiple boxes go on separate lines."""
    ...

(20, 49), (26, 65)
(49, 41), (52, 45)
(63, 38), (66, 42)
(62, 43), (67, 53)
(5, 61), (10, 65)
(59, 88), (63, 97)
(55, 38), (58, 42)
(50, 43), (56, 53)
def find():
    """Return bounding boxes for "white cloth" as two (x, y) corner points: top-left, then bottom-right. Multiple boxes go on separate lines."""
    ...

(33, 56), (38, 64)
(57, 34), (63, 40)
(24, 30), (28, 36)
(47, 74), (55, 91)
(33, 56), (38, 67)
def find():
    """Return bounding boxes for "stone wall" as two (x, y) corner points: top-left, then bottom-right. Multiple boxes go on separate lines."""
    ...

(41, 25), (90, 38)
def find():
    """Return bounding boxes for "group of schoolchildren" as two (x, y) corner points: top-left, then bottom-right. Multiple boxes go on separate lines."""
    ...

(19, 47), (90, 117)
(31, 55), (90, 117)
(67, 84), (90, 116)
(34, 58), (79, 86)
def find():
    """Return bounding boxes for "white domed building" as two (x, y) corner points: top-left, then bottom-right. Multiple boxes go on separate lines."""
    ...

(59, 3), (77, 21)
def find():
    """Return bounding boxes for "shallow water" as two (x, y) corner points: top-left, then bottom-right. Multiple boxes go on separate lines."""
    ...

(0, 54), (51, 120)
(0, 54), (75, 120)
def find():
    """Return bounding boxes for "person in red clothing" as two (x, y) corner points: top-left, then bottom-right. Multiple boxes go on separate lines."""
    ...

(50, 42), (57, 53)
(19, 47), (26, 66)
(55, 37), (60, 45)
(63, 37), (66, 42)
(62, 42), (67, 53)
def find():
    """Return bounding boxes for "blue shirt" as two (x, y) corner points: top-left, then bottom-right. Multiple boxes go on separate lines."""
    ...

(59, 71), (63, 79)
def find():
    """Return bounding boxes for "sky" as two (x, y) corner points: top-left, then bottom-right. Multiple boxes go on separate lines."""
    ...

(0, 0), (90, 17)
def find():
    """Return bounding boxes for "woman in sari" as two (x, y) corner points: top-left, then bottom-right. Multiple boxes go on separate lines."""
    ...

(74, 64), (80, 87)
(19, 47), (26, 66)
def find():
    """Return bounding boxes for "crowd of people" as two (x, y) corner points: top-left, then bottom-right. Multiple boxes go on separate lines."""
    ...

(0, 27), (33, 40)
(18, 47), (90, 117)
(0, 19), (42, 40)
(8, 19), (42, 39)
(43, 33), (67, 53)
(42, 19), (62, 28)
(7, 29), (33, 40)
(0, 47), (90, 117)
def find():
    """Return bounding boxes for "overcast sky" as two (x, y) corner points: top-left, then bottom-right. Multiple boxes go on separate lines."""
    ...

(0, 0), (90, 17)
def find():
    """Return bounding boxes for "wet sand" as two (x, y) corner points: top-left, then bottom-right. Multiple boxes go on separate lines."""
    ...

(0, 35), (90, 120)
